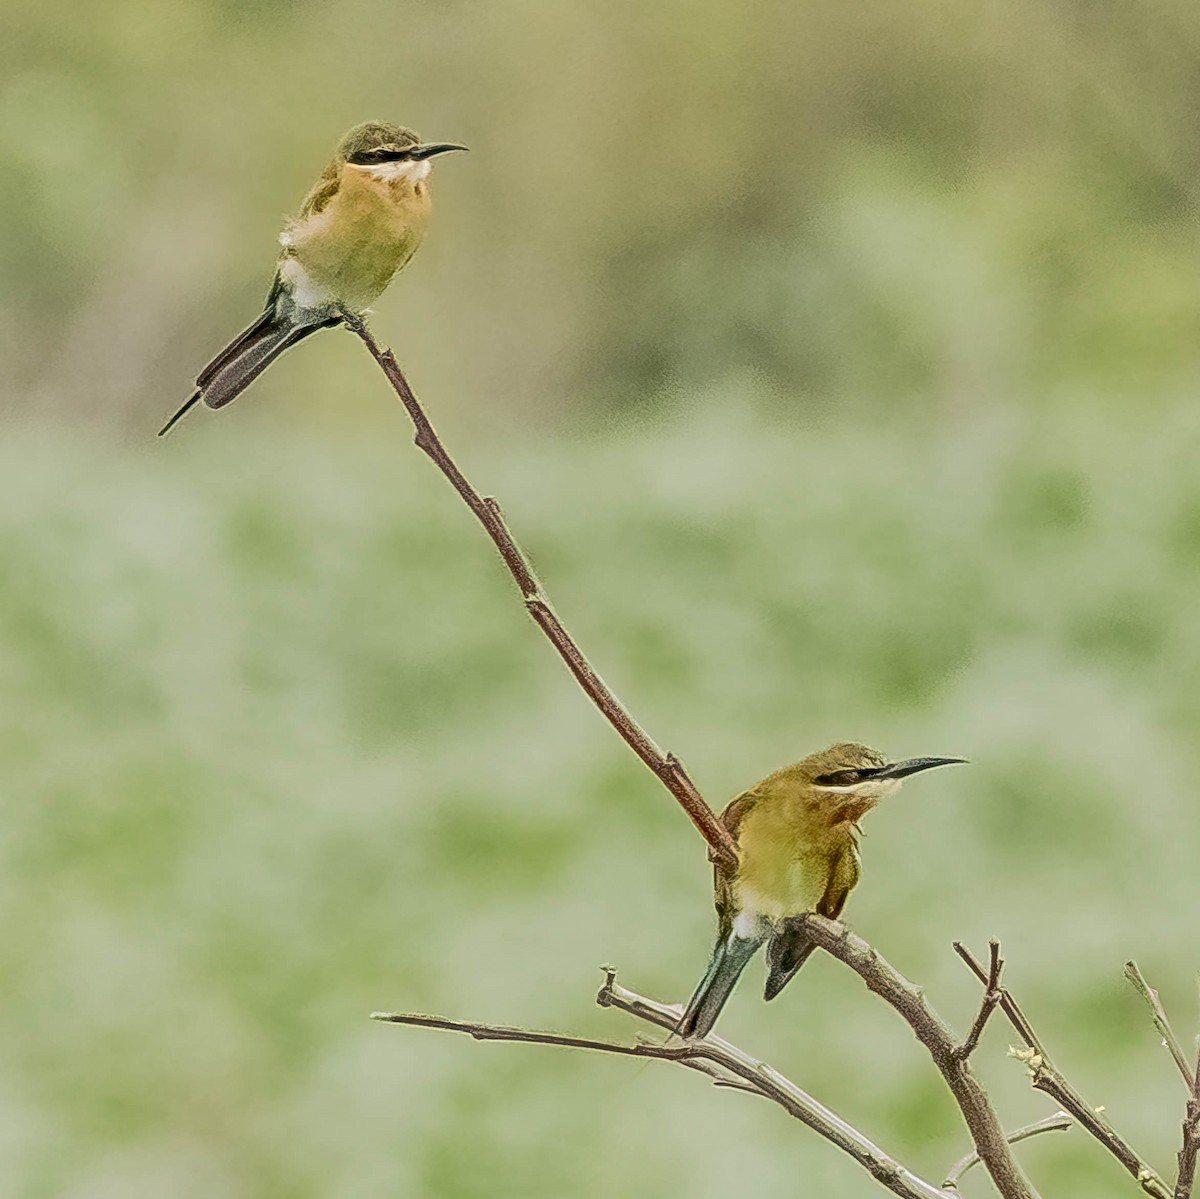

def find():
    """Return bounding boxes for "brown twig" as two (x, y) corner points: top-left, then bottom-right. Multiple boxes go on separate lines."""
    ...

(955, 943), (1172, 1199)
(954, 940), (1003, 1062)
(943, 1112), (1073, 1189)
(376, 970), (957, 1199)
(343, 313), (738, 869)
(1124, 962), (1196, 1090)
(797, 918), (1041, 1199)
(1123, 961), (1200, 1198)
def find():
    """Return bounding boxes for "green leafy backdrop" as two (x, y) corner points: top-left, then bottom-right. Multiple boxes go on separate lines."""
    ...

(3, 2), (1199, 1195)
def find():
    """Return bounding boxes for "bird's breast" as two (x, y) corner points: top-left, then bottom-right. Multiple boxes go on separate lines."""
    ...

(733, 801), (849, 919)
(284, 170), (431, 312)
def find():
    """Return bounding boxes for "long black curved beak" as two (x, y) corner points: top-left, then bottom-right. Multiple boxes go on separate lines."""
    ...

(410, 142), (469, 160)
(869, 756), (967, 780)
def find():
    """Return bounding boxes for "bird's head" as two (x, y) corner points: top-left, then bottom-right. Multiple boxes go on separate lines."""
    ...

(337, 121), (468, 183)
(799, 742), (965, 821)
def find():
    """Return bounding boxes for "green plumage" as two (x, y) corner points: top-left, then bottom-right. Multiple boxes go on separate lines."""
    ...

(678, 743), (961, 1039)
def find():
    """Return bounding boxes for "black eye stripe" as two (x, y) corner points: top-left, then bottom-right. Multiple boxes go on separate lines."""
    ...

(815, 769), (865, 786)
(348, 148), (413, 165)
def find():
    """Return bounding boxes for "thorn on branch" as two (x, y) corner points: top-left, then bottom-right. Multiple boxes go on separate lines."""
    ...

(711, 1077), (764, 1095)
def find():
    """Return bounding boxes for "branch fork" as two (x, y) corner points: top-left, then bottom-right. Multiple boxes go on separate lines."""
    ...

(956, 943), (1176, 1199)
(953, 941), (1004, 1063)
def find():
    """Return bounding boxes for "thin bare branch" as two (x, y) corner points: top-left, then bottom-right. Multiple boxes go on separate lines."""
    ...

(1125, 962), (1196, 1090)
(797, 918), (1041, 1199)
(956, 943), (1172, 1199)
(953, 941), (1042, 1054)
(954, 940), (1003, 1062)
(943, 1113), (1073, 1189)
(343, 313), (738, 869)
(1122, 966), (1200, 1198)
(371, 1008), (659, 1054)
(376, 971), (955, 1199)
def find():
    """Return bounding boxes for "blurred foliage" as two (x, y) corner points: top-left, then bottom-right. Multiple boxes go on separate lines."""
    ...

(3, 407), (1200, 1197)
(4, 0), (1200, 1197)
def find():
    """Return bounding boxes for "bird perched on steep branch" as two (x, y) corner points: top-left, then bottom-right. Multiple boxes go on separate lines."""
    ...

(159, 120), (466, 436)
(678, 743), (964, 1039)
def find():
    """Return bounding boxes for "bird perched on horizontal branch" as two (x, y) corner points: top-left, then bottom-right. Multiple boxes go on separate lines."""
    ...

(678, 743), (964, 1039)
(159, 121), (467, 436)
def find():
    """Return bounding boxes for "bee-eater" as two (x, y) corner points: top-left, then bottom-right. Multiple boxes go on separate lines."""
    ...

(158, 121), (467, 436)
(677, 743), (964, 1039)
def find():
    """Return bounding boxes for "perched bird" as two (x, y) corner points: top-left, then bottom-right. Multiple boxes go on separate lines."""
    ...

(677, 743), (964, 1039)
(158, 121), (467, 436)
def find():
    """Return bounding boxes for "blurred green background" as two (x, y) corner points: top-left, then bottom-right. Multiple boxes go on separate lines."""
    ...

(3, 1), (1200, 1195)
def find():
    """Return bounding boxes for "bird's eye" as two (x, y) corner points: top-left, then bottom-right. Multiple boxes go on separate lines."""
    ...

(815, 769), (863, 786)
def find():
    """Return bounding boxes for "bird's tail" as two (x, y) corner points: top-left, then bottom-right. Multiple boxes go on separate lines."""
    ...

(763, 925), (818, 1001)
(676, 934), (764, 1039)
(158, 309), (340, 437)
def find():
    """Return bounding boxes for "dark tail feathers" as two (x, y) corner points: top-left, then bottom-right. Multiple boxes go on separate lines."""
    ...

(158, 310), (340, 437)
(677, 934), (763, 1039)
(763, 923), (818, 1001)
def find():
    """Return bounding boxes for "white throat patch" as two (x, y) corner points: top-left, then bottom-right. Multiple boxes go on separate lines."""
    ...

(817, 778), (902, 801)
(359, 159), (431, 185)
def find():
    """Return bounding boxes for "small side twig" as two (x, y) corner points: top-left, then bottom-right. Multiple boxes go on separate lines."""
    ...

(1124, 962), (1196, 1090)
(1123, 962), (1200, 1198)
(953, 940), (1003, 1062)
(342, 313), (737, 869)
(943, 1112), (1073, 1190)
(955, 943), (1172, 1199)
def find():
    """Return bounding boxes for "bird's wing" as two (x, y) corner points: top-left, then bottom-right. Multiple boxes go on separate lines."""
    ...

(274, 164), (342, 272)
(719, 789), (757, 843)
(296, 163), (342, 220)
(816, 841), (861, 920)
(711, 788), (758, 938)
